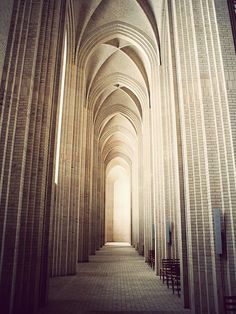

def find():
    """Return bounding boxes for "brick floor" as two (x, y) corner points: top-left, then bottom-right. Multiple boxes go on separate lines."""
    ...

(38, 243), (191, 313)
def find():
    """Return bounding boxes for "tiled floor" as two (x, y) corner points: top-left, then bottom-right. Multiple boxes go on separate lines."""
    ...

(38, 243), (191, 313)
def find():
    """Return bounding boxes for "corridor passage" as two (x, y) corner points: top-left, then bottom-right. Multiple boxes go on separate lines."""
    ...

(38, 243), (191, 313)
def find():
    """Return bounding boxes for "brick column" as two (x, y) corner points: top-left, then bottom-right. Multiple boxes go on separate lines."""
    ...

(171, 0), (236, 312)
(0, 0), (66, 313)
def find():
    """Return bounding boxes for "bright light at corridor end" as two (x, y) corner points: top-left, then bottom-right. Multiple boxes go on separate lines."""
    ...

(105, 242), (131, 246)
(105, 165), (131, 244)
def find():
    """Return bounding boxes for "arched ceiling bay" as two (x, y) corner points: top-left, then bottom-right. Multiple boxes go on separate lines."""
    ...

(99, 113), (138, 171)
(89, 75), (146, 118)
(106, 157), (130, 178)
(101, 114), (137, 138)
(74, 0), (160, 45)
(86, 45), (148, 94)
(95, 88), (141, 120)
(100, 114), (138, 157)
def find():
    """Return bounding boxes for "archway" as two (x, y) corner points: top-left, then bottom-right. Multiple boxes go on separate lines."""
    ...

(105, 164), (131, 243)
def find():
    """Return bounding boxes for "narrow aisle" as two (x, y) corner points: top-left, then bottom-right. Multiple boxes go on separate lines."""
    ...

(38, 244), (191, 313)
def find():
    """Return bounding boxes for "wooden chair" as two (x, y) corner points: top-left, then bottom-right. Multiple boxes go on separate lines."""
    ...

(148, 250), (155, 269)
(224, 296), (236, 313)
(160, 259), (174, 285)
(149, 250), (155, 269)
(171, 262), (181, 297)
(151, 250), (155, 269)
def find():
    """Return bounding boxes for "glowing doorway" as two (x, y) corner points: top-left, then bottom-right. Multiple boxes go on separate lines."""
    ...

(105, 164), (131, 243)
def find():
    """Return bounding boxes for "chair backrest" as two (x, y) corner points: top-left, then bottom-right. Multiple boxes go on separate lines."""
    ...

(162, 259), (173, 267)
(224, 296), (236, 313)
(171, 263), (180, 276)
(162, 258), (180, 265)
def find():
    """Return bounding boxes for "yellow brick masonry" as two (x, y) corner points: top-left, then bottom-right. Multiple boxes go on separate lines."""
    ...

(0, 1), (67, 313)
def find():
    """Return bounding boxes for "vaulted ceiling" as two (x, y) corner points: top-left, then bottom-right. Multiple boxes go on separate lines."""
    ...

(73, 0), (163, 171)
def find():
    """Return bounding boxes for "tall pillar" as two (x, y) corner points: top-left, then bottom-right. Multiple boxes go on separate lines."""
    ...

(0, 0), (66, 313)
(171, 0), (236, 312)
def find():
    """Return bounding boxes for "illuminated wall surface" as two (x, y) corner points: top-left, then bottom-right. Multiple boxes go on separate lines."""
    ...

(106, 165), (131, 243)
